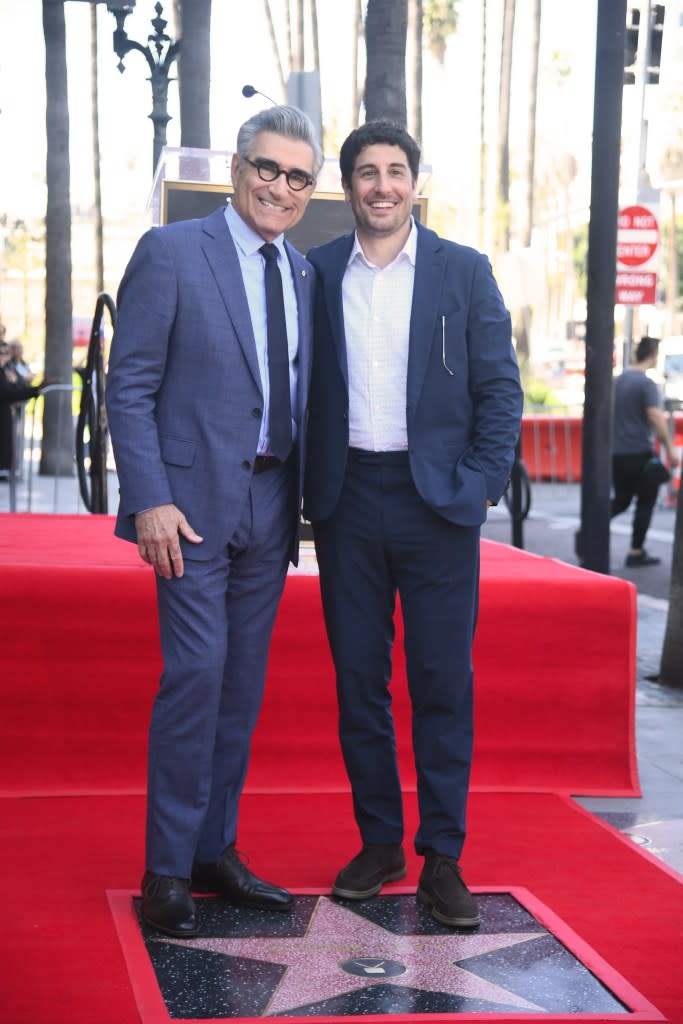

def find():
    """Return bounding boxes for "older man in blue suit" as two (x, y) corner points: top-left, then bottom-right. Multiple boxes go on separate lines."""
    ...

(304, 122), (523, 928)
(106, 106), (322, 938)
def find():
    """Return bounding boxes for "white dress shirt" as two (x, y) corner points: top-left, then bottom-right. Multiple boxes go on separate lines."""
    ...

(225, 203), (299, 454)
(342, 219), (416, 451)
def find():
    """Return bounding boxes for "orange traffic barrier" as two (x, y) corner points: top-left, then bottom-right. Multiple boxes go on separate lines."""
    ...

(521, 412), (682, 485)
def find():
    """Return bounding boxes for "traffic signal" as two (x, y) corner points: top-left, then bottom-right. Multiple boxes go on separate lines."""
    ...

(647, 4), (665, 84)
(624, 7), (640, 85)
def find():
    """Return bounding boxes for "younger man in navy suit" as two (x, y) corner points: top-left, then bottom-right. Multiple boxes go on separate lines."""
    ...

(304, 122), (522, 927)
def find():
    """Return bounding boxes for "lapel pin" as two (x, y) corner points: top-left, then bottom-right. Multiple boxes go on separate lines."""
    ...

(301, 269), (307, 277)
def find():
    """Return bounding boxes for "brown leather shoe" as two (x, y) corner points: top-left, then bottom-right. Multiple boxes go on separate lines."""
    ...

(141, 871), (198, 937)
(416, 852), (480, 927)
(191, 847), (293, 910)
(332, 844), (406, 899)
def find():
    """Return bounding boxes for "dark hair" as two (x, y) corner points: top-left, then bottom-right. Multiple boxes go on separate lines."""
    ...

(339, 121), (421, 185)
(636, 335), (659, 362)
(236, 105), (324, 177)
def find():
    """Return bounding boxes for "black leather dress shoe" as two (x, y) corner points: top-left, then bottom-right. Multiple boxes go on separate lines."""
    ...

(191, 847), (293, 911)
(141, 871), (199, 937)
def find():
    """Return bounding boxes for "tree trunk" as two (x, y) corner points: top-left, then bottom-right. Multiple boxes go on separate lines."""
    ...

(495, 0), (516, 253)
(292, 0), (304, 71)
(263, 0), (287, 97)
(286, 0), (294, 73)
(351, 0), (363, 127)
(517, 0), (541, 365)
(178, 0), (211, 149)
(310, 0), (320, 73)
(90, 3), (104, 295)
(523, 0), (541, 249)
(41, 0), (74, 477)
(667, 190), (679, 335)
(660, 488), (683, 686)
(364, 0), (408, 125)
(478, 0), (488, 249)
(408, 0), (423, 146)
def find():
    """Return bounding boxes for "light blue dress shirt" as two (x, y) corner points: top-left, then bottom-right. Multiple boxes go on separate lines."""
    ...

(225, 203), (299, 455)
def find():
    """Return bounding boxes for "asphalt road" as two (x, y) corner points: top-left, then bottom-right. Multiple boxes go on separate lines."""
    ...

(482, 481), (677, 603)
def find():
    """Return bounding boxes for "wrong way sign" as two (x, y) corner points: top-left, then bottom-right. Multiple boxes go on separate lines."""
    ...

(616, 204), (659, 305)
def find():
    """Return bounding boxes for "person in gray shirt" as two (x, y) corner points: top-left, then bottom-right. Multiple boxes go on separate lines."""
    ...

(611, 336), (679, 566)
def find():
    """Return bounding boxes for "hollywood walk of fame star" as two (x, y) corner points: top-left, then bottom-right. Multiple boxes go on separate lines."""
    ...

(159, 896), (549, 1014)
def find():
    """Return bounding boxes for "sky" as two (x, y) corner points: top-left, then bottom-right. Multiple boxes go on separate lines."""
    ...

(0, 0), (603, 225)
(0, 0), (680, 294)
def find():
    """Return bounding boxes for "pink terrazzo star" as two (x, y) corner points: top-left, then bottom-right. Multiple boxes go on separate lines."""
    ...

(161, 896), (547, 1014)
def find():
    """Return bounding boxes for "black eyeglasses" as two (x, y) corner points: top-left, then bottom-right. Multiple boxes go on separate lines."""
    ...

(245, 157), (314, 192)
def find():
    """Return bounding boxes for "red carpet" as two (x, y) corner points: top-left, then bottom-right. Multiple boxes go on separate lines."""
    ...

(1, 791), (681, 1022)
(2, 513), (676, 1021)
(1, 514), (638, 797)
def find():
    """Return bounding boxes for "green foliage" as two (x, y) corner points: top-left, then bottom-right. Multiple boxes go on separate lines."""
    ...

(423, 0), (458, 64)
(524, 376), (557, 410)
(573, 222), (589, 300)
(660, 214), (683, 303)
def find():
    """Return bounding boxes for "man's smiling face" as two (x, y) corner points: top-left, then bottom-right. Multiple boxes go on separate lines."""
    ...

(343, 143), (417, 242)
(230, 131), (315, 242)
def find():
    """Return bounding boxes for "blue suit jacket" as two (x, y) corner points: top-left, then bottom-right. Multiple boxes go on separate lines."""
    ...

(303, 221), (522, 526)
(106, 207), (314, 564)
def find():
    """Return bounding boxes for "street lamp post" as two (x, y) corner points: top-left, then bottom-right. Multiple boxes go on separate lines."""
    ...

(109, 2), (181, 174)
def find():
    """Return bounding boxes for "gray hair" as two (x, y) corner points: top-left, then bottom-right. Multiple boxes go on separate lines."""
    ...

(235, 105), (324, 177)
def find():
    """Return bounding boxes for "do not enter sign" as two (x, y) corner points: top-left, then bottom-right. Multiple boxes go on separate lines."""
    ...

(617, 205), (659, 267)
(616, 204), (660, 305)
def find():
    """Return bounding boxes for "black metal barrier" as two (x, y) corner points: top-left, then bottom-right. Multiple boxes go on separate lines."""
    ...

(504, 441), (532, 549)
(75, 293), (116, 513)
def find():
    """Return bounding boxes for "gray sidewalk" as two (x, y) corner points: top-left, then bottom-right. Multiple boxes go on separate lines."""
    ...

(3, 469), (682, 875)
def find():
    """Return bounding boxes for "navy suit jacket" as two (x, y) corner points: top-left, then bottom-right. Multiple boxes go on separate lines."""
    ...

(303, 221), (522, 526)
(106, 206), (315, 564)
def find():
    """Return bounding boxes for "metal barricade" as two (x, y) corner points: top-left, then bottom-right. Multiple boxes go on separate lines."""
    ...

(3, 384), (84, 515)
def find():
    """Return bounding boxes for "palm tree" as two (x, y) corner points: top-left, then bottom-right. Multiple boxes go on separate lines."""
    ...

(90, 3), (104, 295)
(262, 0), (287, 97)
(408, 0), (423, 146)
(364, 0), (408, 124)
(41, 0), (74, 477)
(495, 0), (516, 253)
(522, 0), (541, 250)
(351, 0), (364, 127)
(478, 0), (488, 249)
(517, 0), (542, 365)
(177, 0), (212, 149)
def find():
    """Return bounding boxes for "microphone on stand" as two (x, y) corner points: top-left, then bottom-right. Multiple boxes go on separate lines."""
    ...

(242, 84), (278, 106)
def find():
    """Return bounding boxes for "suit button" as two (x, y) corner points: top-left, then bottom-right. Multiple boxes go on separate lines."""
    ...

(252, 407), (262, 418)
(242, 460), (251, 470)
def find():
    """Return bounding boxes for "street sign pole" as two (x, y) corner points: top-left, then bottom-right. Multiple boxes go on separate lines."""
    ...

(580, 0), (627, 576)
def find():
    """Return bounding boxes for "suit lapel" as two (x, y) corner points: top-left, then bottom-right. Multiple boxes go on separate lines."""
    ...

(285, 242), (313, 425)
(407, 225), (446, 410)
(323, 234), (355, 390)
(200, 208), (262, 392)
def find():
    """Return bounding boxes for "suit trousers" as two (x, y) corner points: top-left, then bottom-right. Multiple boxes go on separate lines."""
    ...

(313, 449), (480, 860)
(146, 459), (295, 877)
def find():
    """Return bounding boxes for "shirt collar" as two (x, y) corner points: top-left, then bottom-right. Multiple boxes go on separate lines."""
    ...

(225, 203), (286, 259)
(348, 217), (417, 270)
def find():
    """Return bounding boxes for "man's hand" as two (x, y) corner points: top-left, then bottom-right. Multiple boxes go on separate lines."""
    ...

(134, 504), (203, 579)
